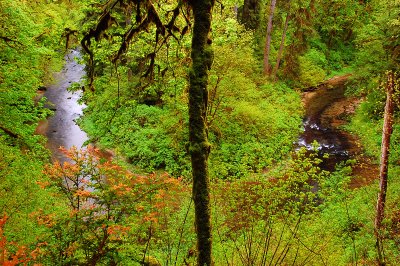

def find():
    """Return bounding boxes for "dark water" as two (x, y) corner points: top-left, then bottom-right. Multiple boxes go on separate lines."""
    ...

(296, 83), (350, 171)
(40, 50), (87, 162)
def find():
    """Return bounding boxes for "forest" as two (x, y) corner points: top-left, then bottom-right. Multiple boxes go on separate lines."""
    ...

(0, 0), (399, 265)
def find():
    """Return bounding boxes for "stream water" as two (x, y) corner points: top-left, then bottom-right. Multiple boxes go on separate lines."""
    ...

(296, 77), (356, 171)
(295, 76), (379, 186)
(36, 50), (88, 162)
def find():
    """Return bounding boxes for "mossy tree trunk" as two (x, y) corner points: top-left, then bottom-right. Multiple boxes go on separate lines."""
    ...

(374, 71), (395, 266)
(188, 1), (215, 265)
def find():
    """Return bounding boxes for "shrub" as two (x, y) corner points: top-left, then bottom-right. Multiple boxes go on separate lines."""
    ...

(298, 49), (328, 87)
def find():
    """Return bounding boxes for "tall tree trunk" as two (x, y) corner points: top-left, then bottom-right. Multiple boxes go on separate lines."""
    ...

(242, 0), (260, 29)
(188, 1), (215, 265)
(263, 0), (277, 75)
(374, 71), (395, 265)
(272, 1), (291, 80)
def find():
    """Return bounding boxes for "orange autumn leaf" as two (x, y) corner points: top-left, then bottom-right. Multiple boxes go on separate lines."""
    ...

(74, 190), (92, 198)
(143, 212), (159, 223)
(36, 181), (50, 189)
(136, 205), (145, 212)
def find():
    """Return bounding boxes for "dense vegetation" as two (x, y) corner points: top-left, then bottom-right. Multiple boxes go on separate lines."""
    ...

(0, 0), (399, 265)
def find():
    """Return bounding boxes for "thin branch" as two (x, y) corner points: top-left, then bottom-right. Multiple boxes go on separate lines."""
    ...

(0, 125), (19, 139)
(174, 198), (193, 265)
(0, 36), (23, 47)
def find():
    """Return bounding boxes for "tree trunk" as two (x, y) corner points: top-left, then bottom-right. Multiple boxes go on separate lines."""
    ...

(272, 1), (291, 80)
(263, 0), (277, 75)
(242, 0), (260, 29)
(374, 71), (395, 266)
(188, 1), (215, 265)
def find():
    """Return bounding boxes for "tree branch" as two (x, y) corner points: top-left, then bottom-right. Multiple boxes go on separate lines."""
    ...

(0, 36), (23, 48)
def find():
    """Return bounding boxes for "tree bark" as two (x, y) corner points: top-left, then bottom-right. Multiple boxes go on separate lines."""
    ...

(263, 0), (277, 75)
(272, 1), (291, 80)
(188, 1), (215, 265)
(374, 71), (395, 266)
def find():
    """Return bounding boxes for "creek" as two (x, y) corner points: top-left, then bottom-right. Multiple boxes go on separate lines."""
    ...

(36, 50), (88, 162)
(296, 76), (352, 171)
(296, 75), (378, 186)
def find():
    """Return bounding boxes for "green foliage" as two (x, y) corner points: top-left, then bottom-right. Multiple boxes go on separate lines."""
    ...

(81, 89), (191, 176)
(210, 148), (394, 265)
(350, 0), (400, 92)
(298, 48), (327, 87)
(210, 148), (354, 265)
(361, 88), (386, 120)
(309, 36), (355, 72)
(209, 80), (302, 178)
(207, 20), (303, 176)
(346, 101), (400, 165)
(0, 140), (60, 254)
(81, 12), (303, 179)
